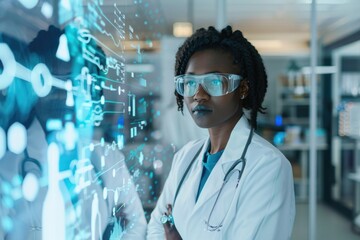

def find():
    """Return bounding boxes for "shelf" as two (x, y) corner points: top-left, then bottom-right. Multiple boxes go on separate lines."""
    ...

(281, 99), (310, 106)
(282, 118), (309, 125)
(348, 173), (360, 182)
(341, 141), (360, 150)
(277, 69), (325, 202)
(277, 143), (327, 151)
(340, 94), (360, 99)
(281, 87), (310, 95)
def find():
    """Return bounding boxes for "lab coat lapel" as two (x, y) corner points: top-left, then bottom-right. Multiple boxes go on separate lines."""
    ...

(186, 139), (210, 204)
(193, 160), (225, 213)
(192, 116), (251, 213)
(173, 139), (209, 232)
(220, 117), (251, 167)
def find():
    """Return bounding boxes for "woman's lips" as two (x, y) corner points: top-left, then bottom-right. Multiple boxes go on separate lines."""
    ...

(192, 105), (212, 115)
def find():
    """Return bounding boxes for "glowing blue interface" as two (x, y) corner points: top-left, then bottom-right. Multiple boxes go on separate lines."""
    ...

(0, 0), (172, 239)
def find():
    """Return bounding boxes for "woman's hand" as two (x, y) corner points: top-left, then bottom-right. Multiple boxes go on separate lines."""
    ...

(163, 204), (182, 240)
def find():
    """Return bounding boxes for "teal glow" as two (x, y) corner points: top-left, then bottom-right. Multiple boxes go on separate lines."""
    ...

(109, 219), (124, 239)
(103, 187), (108, 200)
(0, 43), (16, 90)
(1, 182), (11, 194)
(2, 216), (13, 232)
(0, 127), (5, 159)
(2, 196), (14, 208)
(60, 0), (71, 11)
(18, 0), (38, 9)
(66, 89), (74, 107)
(139, 151), (144, 165)
(114, 189), (119, 204)
(41, 2), (53, 19)
(46, 119), (62, 131)
(12, 174), (22, 186)
(101, 155), (105, 168)
(117, 134), (124, 149)
(56, 34), (70, 62)
(22, 173), (39, 202)
(7, 122), (26, 154)
(64, 122), (77, 150)
(139, 78), (147, 87)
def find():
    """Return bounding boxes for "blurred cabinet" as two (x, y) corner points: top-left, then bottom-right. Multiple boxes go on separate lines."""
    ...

(330, 43), (360, 232)
(274, 67), (327, 201)
(278, 144), (326, 201)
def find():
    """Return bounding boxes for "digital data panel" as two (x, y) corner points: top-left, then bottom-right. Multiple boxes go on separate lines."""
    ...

(0, 0), (172, 239)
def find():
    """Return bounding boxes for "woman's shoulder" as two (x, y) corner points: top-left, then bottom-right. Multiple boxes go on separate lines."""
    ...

(248, 133), (290, 168)
(172, 138), (206, 164)
(180, 138), (206, 150)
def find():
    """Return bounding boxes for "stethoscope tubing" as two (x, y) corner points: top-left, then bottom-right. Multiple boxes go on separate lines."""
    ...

(170, 127), (254, 230)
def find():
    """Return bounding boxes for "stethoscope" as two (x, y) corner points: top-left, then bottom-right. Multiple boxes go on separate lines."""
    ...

(161, 127), (254, 232)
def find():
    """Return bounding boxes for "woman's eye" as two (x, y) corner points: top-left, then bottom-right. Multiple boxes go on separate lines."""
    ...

(211, 79), (222, 86)
(185, 80), (196, 87)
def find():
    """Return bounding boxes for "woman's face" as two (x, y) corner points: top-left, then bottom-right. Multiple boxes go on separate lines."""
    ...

(184, 49), (246, 129)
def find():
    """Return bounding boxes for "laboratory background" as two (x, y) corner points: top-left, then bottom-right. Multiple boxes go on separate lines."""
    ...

(0, 0), (360, 239)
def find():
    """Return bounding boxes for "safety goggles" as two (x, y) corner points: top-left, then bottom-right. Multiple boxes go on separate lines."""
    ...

(174, 73), (243, 97)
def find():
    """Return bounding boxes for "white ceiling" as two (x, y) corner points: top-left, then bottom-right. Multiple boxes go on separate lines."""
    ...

(156, 0), (360, 54)
(158, 0), (359, 37)
(1, 0), (359, 56)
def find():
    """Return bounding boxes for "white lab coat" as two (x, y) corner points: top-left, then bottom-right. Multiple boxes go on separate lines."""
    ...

(0, 118), (147, 239)
(147, 116), (295, 240)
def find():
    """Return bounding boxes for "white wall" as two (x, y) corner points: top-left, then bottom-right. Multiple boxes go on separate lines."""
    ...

(158, 36), (208, 150)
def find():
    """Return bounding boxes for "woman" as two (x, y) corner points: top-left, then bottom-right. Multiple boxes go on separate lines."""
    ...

(147, 26), (295, 240)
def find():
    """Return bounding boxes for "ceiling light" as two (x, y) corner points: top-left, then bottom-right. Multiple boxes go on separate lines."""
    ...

(250, 40), (284, 49)
(299, 0), (348, 4)
(173, 22), (193, 37)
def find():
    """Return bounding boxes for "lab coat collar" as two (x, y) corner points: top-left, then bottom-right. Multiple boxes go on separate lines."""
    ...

(202, 116), (251, 168)
(192, 116), (251, 212)
(220, 116), (251, 169)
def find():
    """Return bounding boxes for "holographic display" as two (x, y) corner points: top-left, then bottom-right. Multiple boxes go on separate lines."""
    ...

(0, 0), (171, 239)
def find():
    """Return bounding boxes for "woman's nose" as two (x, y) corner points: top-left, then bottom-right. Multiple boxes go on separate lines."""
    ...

(193, 84), (210, 101)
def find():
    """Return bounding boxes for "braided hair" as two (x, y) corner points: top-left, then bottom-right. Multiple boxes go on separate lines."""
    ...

(174, 26), (267, 129)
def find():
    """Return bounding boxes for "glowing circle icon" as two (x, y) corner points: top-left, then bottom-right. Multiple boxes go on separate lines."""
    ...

(22, 173), (40, 202)
(31, 63), (53, 97)
(7, 122), (27, 154)
(0, 43), (16, 90)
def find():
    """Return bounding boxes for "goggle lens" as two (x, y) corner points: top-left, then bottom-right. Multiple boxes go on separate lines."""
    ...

(175, 73), (242, 97)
